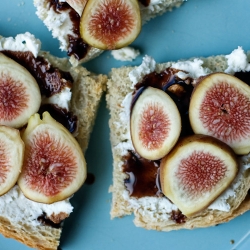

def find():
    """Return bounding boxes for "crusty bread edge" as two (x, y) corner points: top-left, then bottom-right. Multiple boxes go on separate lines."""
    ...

(0, 52), (106, 250)
(106, 53), (250, 231)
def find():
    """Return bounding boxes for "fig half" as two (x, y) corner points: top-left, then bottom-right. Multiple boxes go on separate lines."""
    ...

(0, 126), (24, 195)
(0, 52), (41, 128)
(160, 134), (238, 217)
(80, 0), (141, 50)
(131, 87), (181, 160)
(189, 72), (250, 155)
(18, 112), (87, 204)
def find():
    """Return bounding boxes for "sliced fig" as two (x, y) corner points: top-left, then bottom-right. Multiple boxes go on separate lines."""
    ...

(0, 52), (41, 128)
(189, 72), (250, 155)
(160, 134), (238, 217)
(0, 126), (24, 195)
(66, 0), (88, 16)
(79, 0), (141, 50)
(131, 87), (181, 160)
(17, 112), (87, 204)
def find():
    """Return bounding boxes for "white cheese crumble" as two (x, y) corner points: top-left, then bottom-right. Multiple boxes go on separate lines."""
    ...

(34, 0), (75, 51)
(0, 32), (41, 57)
(0, 185), (73, 226)
(42, 87), (72, 110)
(129, 55), (156, 87)
(121, 48), (250, 217)
(118, 92), (133, 141)
(123, 191), (178, 220)
(128, 56), (211, 87)
(225, 46), (250, 74)
(111, 47), (140, 62)
(171, 58), (211, 79)
(115, 141), (134, 157)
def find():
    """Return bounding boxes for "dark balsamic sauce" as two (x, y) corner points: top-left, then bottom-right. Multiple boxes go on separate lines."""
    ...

(138, 0), (151, 7)
(68, 35), (89, 61)
(39, 104), (77, 134)
(2, 50), (73, 97)
(234, 71), (250, 86)
(123, 150), (160, 198)
(171, 210), (186, 224)
(37, 213), (62, 229)
(49, 0), (90, 60)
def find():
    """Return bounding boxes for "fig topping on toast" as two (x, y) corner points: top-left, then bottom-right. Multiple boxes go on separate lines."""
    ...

(80, 0), (142, 50)
(189, 72), (250, 155)
(18, 112), (87, 204)
(0, 126), (24, 196)
(131, 87), (181, 160)
(0, 52), (41, 128)
(160, 134), (238, 217)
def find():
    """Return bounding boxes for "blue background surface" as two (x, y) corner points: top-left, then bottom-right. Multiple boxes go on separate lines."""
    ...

(1, 0), (250, 249)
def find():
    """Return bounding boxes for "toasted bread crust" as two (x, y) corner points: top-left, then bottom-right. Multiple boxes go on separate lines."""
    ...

(0, 216), (61, 250)
(40, 51), (107, 153)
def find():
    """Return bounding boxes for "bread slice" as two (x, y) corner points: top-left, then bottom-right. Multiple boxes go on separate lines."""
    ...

(33, 0), (185, 66)
(0, 33), (106, 249)
(106, 48), (250, 231)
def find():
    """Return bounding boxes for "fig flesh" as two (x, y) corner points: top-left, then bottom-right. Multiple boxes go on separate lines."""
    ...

(0, 126), (24, 195)
(66, 0), (88, 16)
(0, 52), (41, 128)
(189, 72), (250, 155)
(18, 112), (87, 204)
(160, 134), (238, 217)
(131, 87), (181, 160)
(80, 0), (141, 50)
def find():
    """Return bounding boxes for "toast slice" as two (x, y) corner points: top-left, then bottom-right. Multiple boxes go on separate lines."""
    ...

(0, 32), (106, 250)
(106, 47), (250, 231)
(33, 0), (185, 66)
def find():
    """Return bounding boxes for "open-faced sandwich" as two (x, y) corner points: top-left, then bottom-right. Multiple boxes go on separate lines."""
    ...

(106, 47), (250, 230)
(0, 32), (106, 249)
(33, 0), (185, 66)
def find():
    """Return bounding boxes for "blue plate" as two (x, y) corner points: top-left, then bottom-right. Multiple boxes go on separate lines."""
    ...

(1, 0), (250, 249)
